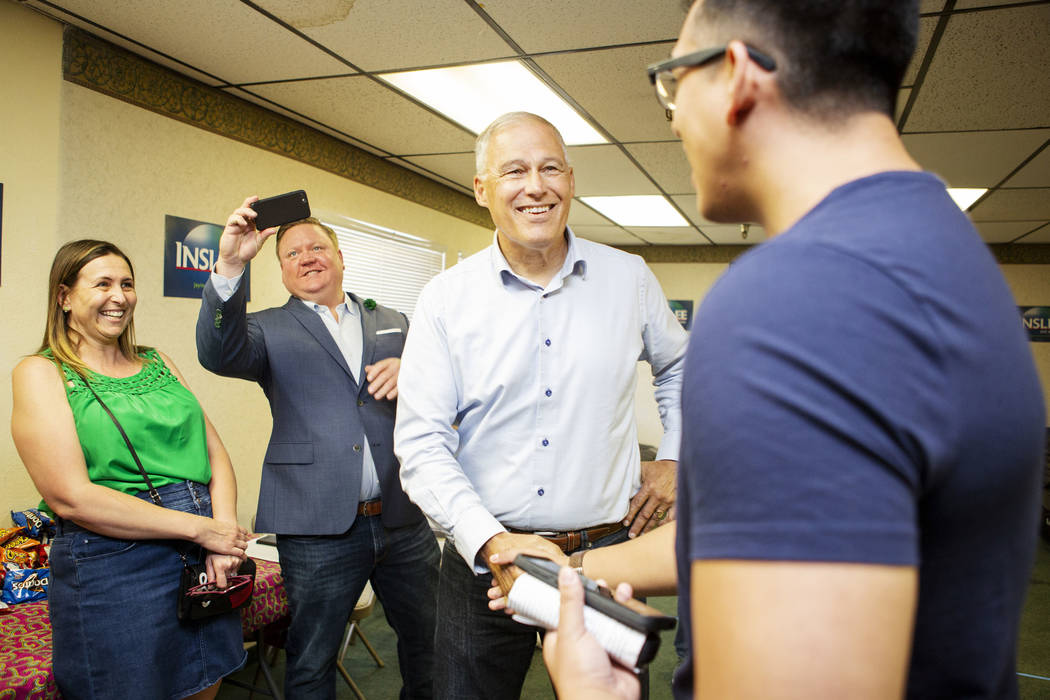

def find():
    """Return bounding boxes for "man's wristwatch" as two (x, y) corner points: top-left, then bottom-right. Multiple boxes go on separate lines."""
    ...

(568, 549), (586, 577)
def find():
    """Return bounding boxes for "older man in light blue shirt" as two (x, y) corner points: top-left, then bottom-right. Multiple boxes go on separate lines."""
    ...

(395, 111), (687, 700)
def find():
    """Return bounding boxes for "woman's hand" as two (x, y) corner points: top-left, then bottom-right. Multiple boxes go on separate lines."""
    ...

(205, 552), (244, 589)
(195, 518), (252, 561)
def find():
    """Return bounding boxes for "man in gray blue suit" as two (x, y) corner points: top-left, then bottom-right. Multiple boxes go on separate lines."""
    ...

(196, 197), (439, 700)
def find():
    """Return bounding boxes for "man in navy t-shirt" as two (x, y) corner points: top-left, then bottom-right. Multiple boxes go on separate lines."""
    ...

(533, 1), (1046, 698)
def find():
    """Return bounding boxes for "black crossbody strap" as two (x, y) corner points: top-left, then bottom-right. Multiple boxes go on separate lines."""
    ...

(82, 378), (163, 507)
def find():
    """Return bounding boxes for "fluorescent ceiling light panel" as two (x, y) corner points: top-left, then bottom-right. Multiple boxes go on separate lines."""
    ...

(947, 187), (987, 211)
(580, 195), (690, 227)
(379, 61), (606, 145)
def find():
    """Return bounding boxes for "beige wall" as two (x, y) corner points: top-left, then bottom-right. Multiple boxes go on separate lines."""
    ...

(634, 262), (727, 448)
(1001, 265), (1050, 415)
(635, 261), (1050, 447)
(0, 1), (491, 523)
(1, 2), (64, 516)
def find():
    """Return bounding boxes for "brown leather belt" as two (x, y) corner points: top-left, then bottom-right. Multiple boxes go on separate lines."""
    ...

(357, 498), (382, 517)
(509, 522), (624, 553)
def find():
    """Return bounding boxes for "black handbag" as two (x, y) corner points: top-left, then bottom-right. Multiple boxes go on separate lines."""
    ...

(83, 379), (256, 621)
(178, 557), (256, 621)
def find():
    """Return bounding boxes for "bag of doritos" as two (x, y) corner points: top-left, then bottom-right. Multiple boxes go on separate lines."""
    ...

(11, 509), (55, 541)
(1, 565), (50, 604)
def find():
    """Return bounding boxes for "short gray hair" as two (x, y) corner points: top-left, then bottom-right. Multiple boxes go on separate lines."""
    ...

(474, 112), (570, 176)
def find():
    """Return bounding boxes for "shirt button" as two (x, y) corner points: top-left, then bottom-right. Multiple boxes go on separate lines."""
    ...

(542, 438), (549, 447)
(545, 338), (551, 347)
(353, 444), (362, 452)
(357, 400), (365, 406)
(537, 488), (545, 496)
(545, 389), (552, 397)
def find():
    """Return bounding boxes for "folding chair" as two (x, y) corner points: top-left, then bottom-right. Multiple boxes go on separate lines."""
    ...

(335, 581), (385, 700)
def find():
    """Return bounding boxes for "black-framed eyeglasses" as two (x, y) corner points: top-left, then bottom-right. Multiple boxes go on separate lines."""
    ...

(646, 45), (776, 113)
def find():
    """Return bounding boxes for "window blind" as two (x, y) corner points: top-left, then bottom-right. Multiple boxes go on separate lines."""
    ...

(323, 216), (446, 319)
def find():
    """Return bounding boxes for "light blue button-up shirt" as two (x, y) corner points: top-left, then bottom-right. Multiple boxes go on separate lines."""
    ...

(211, 271), (380, 500)
(395, 229), (687, 570)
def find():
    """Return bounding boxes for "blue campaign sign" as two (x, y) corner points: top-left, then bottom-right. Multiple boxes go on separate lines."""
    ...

(1019, 306), (1050, 342)
(669, 299), (693, 331)
(164, 215), (249, 300)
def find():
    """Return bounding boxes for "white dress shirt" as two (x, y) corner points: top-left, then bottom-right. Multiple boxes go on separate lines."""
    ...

(211, 271), (380, 500)
(394, 229), (687, 569)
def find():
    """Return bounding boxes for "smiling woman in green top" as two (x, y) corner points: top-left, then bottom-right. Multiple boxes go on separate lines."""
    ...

(11, 239), (251, 700)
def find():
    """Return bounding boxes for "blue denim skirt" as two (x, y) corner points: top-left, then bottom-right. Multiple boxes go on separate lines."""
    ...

(48, 481), (246, 700)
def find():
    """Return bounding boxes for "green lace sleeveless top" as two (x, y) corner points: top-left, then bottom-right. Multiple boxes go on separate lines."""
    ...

(47, 348), (211, 497)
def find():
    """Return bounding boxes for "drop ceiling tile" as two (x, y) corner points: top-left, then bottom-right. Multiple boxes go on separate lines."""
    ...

(573, 226), (646, 246)
(403, 153), (477, 191)
(255, 0), (514, 72)
(628, 228), (707, 245)
(701, 224), (768, 245)
(250, 76), (477, 155)
(1005, 141), (1050, 187)
(36, 0), (352, 83)
(1012, 223), (1050, 243)
(567, 145), (660, 196)
(535, 45), (678, 142)
(223, 87), (391, 157)
(571, 202), (617, 227)
(955, 0), (1040, 7)
(896, 88), (911, 123)
(569, 201), (616, 226)
(919, 1), (948, 12)
(969, 188), (1050, 220)
(972, 220), (1047, 243)
(388, 158), (474, 196)
(625, 142), (693, 195)
(903, 16), (939, 86)
(905, 5), (1050, 131)
(32, 6), (225, 86)
(669, 195), (712, 227)
(902, 130), (1050, 188)
(481, 0), (685, 53)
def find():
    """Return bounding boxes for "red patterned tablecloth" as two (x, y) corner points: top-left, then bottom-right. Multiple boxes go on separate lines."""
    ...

(0, 600), (56, 700)
(0, 558), (286, 700)
(241, 558), (287, 636)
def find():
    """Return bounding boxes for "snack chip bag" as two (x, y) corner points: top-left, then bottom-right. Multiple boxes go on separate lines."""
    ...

(1, 566), (50, 604)
(11, 509), (55, 541)
(1, 543), (47, 569)
(0, 527), (27, 548)
(4, 534), (39, 550)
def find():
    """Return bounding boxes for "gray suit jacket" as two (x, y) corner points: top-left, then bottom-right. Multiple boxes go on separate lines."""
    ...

(196, 279), (425, 535)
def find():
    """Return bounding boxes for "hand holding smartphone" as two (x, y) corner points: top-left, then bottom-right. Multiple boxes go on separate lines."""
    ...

(250, 190), (311, 231)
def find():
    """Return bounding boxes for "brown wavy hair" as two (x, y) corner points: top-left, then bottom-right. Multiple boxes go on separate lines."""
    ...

(39, 239), (141, 376)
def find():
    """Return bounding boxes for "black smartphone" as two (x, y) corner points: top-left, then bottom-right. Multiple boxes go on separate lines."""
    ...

(513, 554), (676, 635)
(250, 190), (311, 231)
